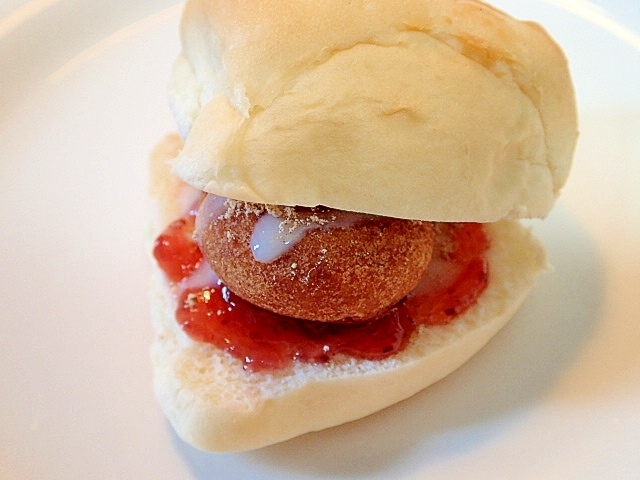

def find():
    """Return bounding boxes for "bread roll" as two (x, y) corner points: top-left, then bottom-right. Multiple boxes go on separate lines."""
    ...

(169, 0), (577, 222)
(149, 0), (573, 452)
(148, 135), (548, 452)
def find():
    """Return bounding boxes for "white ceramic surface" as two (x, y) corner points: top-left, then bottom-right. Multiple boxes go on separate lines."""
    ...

(1, 1), (639, 479)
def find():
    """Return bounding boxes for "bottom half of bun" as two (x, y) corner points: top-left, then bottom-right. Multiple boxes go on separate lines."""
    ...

(148, 135), (548, 453)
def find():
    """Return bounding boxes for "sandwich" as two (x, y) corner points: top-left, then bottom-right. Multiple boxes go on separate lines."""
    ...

(148, 0), (577, 452)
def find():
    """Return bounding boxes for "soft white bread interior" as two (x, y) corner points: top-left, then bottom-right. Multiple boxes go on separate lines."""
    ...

(149, 135), (549, 452)
(169, 0), (577, 222)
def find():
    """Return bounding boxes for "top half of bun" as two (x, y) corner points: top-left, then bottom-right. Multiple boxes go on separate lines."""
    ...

(168, 0), (578, 222)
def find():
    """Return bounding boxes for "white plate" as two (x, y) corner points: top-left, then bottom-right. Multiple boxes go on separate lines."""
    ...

(1, 1), (639, 479)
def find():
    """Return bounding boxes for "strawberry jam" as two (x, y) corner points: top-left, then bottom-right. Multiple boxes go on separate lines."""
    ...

(153, 214), (202, 283)
(153, 220), (489, 371)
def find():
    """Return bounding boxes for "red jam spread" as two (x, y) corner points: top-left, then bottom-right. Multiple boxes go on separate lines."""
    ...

(153, 214), (202, 283)
(153, 219), (489, 371)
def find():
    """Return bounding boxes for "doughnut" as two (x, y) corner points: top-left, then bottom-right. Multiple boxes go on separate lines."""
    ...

(198, 200), (435, 322)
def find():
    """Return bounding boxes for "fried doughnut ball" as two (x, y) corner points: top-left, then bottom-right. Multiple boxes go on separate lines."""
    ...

(199, 201), (435, 322)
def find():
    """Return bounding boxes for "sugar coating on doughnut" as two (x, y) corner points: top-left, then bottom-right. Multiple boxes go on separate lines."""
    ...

(199, 201), (435, 322)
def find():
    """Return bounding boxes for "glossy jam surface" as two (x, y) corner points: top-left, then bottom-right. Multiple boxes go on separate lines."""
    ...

(176, 286), (414, 370)
(153, 214), (203, 283)
(153, 219), (489, 371)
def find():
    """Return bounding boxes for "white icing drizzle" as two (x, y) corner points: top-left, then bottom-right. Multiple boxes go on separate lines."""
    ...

(250, 210), (368, 263)
(179, 259), (220, 291)
(177, 185), (203, 217)
(250, 214), (314, 263)
(194, 193), (370, 264)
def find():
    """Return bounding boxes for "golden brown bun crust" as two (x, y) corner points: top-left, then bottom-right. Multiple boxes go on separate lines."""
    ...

(149, 135), (549, 452)
(200, 204), (435, 322)
(169, 0), (577, 222)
